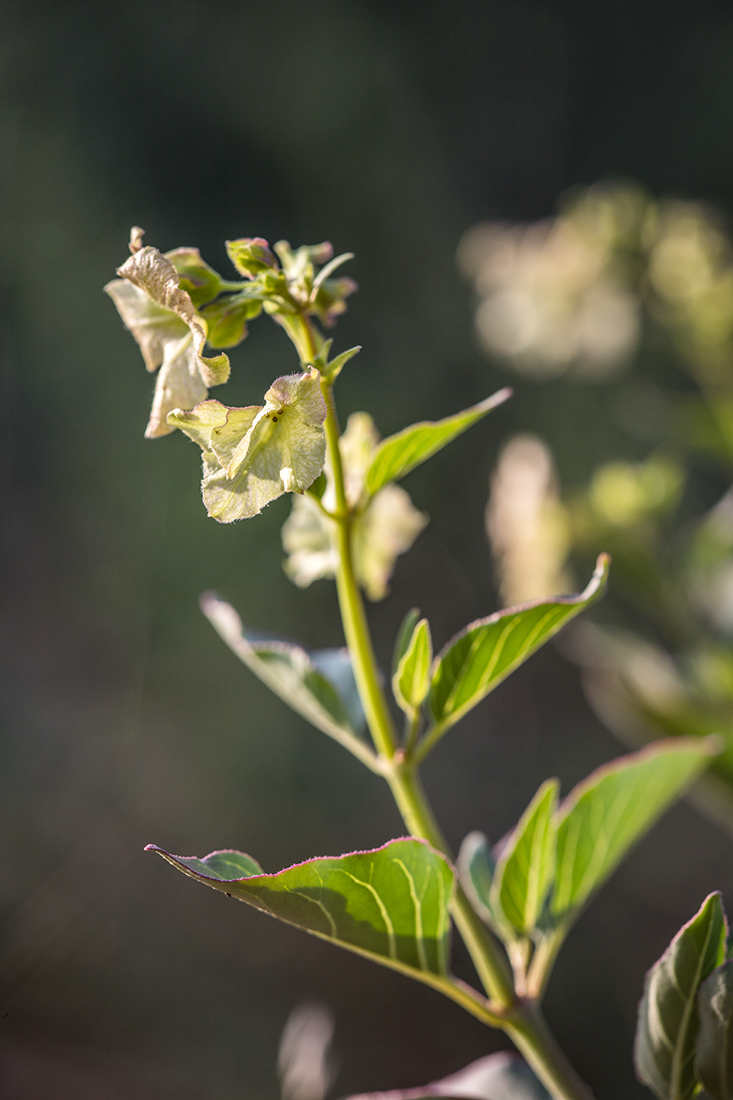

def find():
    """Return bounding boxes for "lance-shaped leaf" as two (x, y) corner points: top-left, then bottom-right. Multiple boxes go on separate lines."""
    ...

(393, 618), (433, 715)
(147, 838), (454, 982)
(425, 555), (609, 743)
(366, 388), (513, 497)
(696, 960), (733, 1100)
(170, 369), (327, 522)
(113, 241), (230, 386)
(344, 1051), (551, 1100)
(199, 592), (376, 769)
(491, 780), (558, 937)
(552, 739), (719, 927)
(635, 893), (727, 1100)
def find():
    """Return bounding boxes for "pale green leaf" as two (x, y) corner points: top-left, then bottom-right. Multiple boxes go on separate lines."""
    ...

(393, 608), (421, 674)
(552, 739), (719, 925)
(366, 388), (512, 496)
(147, 838), (454, 981)
(635, 893), (727, 1100)
(282, 415), (427, 598)
(170, 370), (327, 522)
(393, 618), (433, 714)
(353, 483), (427, 601)
(696, 960), (733, 1100)
(145, 334), (208, 439)
(199, 593), (375, 769)
(343, 1052), (551, 1100)
(492, 780), (558, 937)
(425, 555), (609, 743)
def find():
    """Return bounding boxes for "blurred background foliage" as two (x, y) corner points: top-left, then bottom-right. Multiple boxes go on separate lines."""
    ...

(5, 2), (733, 1098)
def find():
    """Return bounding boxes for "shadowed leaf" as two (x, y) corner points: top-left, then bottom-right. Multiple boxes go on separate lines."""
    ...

(343, 1052), (551, 1100)
(635, 893), (727, 1100)
(696, 960), (733, 1100)
(199, 593), (375, 769)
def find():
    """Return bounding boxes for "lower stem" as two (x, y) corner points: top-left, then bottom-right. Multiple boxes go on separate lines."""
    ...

(320, 377), (593, 1100)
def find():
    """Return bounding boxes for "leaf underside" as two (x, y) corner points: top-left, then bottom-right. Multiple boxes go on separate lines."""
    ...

(635, 892), (727, 1100)
(696, 959), (733, 1100)
(343, 1051), (551, 1100)
(148, 838), (454, 980)
(200, 592), (366, 744)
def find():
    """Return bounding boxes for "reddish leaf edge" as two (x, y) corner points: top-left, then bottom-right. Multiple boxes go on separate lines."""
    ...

(145, 835), (453, 883)
(430, 552), (611, 671)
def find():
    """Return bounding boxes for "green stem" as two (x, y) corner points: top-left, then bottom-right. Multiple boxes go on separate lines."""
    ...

(296, 317), (593, 1100)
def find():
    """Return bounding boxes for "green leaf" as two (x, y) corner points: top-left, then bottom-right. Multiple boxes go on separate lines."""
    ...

(696, 960), (733, 1100)
(343, 1052), (551, 1100)
(552, 739), (719, 926)
(165, 246), (224, 307)
(366, 388), (512, 497)
(199, 593), (376, 770)
(393, 608), (421, 674)
(147, 838), (454, 982)
(393, 618), (432, 715)
(635, 893), (727, 1100)
(170, 370), (327, 522)
(491, 780), (558, 937)
(457, 831), (502, 933)
(226, 236), (279, 276)
(198, 291), (263, 348)
(426, 554), (610, 739)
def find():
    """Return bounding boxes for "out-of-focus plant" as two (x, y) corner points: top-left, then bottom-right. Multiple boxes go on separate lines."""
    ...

(477, 183), (733, 830)
(107, 222), (728, 1100)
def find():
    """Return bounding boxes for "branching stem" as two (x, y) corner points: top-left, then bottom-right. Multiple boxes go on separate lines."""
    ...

(293, 315), (594, 1100)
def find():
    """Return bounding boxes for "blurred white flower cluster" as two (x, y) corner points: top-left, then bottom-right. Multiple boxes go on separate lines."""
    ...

(486, 434), (571, 605)
(458, 185), (645, 379)
(460, 182), (733, 385)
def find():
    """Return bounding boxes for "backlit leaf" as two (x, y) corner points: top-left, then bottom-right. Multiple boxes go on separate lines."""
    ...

(491, 780), (558, 936)
(148, 838), (454, 981)
(199, 593), (373, 767)
(427, 555), (609, 737)
(635, 893), (727, 1100)
(552, 739), (719, 925)
(366, 388), (512, 497)
(170, 369), (327, 522)
(393, 609), (422, 674)
(393, 618), (432, 714)
(696, 960), (733, 1100)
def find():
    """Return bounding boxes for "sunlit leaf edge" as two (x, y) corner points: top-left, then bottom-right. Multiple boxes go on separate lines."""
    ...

(146, 837), (456, 987)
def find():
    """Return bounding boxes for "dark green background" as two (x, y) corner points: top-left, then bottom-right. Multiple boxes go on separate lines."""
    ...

(2, 2), (733, 1097)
